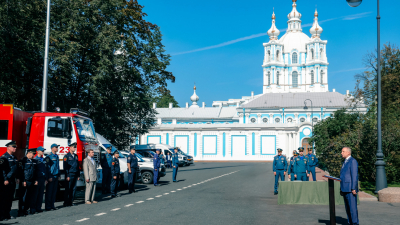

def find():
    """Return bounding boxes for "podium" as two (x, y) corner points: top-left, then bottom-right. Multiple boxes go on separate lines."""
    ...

(323, 175), (341, 225)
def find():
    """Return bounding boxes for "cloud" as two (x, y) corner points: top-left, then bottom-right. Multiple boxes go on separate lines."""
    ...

(342, 12), (372, 20)
(171, 12), (372, 56)
(330, 67), (367, 74)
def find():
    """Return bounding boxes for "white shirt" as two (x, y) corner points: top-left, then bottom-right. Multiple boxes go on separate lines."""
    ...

(342, 155), (351, 169)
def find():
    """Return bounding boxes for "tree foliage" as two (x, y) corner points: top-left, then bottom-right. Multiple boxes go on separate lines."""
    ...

(151, 87), (179, 108)
(310, 44), (400, 183)
(0, 0), (174, 148)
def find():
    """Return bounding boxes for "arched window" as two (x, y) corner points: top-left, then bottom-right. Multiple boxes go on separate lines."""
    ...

(311, 70), (314, 84)
(267, 50), (271, 61)
(292, 52), (298, 64)
(276, 71), (280, 85)
(292, 71), (298, 88)
(267, 71), (271, 86)
(311, 49), (314, 59)
(321, 70), (324, 83)
(276, 50), (280, 61)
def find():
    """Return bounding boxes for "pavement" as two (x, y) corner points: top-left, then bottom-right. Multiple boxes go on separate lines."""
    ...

(1, 162), (398, 225)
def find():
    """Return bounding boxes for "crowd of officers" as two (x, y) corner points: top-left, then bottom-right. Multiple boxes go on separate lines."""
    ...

(0, 141), (182, 221)
(272, 147), (319, 195)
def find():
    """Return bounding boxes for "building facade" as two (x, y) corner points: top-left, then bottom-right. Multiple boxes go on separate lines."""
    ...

(139, 0), (366, 161)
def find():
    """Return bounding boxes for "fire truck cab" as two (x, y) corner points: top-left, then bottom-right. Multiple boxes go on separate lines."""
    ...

(0, 104), (100, 188)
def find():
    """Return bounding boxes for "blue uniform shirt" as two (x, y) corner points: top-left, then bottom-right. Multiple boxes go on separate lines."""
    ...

(294, 155), (309, 173)
(172, 153), (179, 166)
(111, 158), (120, 176)
(273, 155), (287, 172)
(127, 153), (138, 169)
(307, 154), (318, 167)
(18, 157), (37, 183)
(153, 154), (161, 169)
(35, 156), (47, 179)
(63, 152), (80, 178)
(1, 152), (18, 181)
(101, 153), (113, 170)
(45, 152), (59, 177)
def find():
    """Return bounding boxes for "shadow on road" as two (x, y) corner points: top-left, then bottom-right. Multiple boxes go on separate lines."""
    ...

(318, 217), (348, 225)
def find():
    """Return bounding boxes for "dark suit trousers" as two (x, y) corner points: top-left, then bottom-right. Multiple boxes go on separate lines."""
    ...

(64, 176), (78, 205)
(102, 169), (111, 193)
(128, 169), (137, 192)
(1, 181), (15, 218)
(343, 192), (359, 225)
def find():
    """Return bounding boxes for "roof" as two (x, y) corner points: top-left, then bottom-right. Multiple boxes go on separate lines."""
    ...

(279, 32), (310, 53)
(240, 92), (362, 109)
(155, 106), (238, 119)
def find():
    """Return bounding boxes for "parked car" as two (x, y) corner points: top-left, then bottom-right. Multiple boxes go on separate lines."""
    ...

(176, 148), (194, 166)
(134, 144), (188, 167)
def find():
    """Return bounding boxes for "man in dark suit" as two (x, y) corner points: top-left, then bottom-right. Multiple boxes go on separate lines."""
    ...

(340, 147), (359, 225)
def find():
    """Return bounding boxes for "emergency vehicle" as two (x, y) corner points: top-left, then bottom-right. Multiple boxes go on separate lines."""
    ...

(0, 104), (100, 188)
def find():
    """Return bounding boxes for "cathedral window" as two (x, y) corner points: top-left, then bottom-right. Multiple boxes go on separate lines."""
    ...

(263, 118), (268, 123)
(320, 48), (323, 59)
(276, 71), (280, 85)
(321, 70), (324, 83)
(267, 71), (271, 86)
(311, 49), (314, 59)
(311, 70), (314, 84)
(268, 50), (271, 61)
(312, 118), (318, 123)
(250, 118), (256, 123)
(276, 50), (280, 61)
(292, 52), (298, 64)
(300, 117), (306, 123)
(292, 71), (298, 88)
(287, 118), (293, 123)
(275, 118), (281, 123)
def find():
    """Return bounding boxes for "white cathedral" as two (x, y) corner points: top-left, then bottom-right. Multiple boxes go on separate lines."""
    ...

(139, 0), (366, 161)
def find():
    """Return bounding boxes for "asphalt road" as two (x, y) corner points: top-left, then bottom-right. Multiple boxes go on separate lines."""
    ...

(2, 162), (399, 225)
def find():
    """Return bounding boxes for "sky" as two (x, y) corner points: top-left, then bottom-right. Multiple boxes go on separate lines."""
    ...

(140, 0), (400, 107)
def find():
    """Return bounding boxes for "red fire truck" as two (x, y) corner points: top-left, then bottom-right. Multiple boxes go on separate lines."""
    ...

(0, 104), (100, 188)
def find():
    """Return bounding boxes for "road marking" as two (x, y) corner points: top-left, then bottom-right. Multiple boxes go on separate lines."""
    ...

(183, 187), (187, 189)
(125, 204), (134, 207)
(136, 201), (144, 203)
(156, 195), (163, 197)
(76, 218), (90, 222)
(188, 185), (192, 187)
(111, 208), (120, 211)
(95, 213), (107, 216)
(177, 189), (182, 191)
(171, 191), (176, 192)
(164, 193), (169, 195)
(147, 198), (154, 200)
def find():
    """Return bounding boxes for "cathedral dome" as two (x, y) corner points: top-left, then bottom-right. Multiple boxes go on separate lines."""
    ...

(310, 9), (323, 39)
(287, 0), (301, 21)
(267, 11), (280, 40)
(279, 32), (310, 53)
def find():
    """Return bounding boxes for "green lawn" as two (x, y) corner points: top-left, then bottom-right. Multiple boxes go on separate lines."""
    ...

(360, 181), (400, 197)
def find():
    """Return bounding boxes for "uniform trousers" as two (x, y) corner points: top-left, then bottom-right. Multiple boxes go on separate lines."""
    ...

(128, 169), (137, 192)
(343, 192), (359, 225)
(307, 166), (316, 181)
(153, 169), (159, 185)
(274, 169), (285, 192)
(102, 169), (111, 193)
(296, 172), (307, 181)
(31, 177), (46, 212)
(85, 181), (96, 202)
(290, 173), (296, 181)
(64, 176), (78, 206)
(110, 176), (120, 196)
(45, 177), (58, 210)
(19, 181), (36, 213)
(1, 181), (16, 218)
(172, 166), (178, 181)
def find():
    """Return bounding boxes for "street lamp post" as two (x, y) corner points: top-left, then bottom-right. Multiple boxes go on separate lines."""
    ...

(41, 0), (51, 112)
(346, 0), (387, 193)
(303, 99), (313, 150)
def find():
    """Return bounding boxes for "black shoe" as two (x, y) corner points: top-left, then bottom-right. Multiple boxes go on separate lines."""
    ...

(18, 212), (26, 217)
(36, 209), (43, 213)
(133, 190), (136, 193)
(274, 192), (278, 195)
(129, 191), (132, 194)
(45, 209), (52, 212)
(117, 194), (121, 197)
(71, 204), (77, 206)
(52, 208), (57, 210)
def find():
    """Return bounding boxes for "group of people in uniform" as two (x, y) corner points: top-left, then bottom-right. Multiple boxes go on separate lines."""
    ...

(0, 141), (80, 221)
(273, 147), (319, 195)
(0, 141), (183, 221)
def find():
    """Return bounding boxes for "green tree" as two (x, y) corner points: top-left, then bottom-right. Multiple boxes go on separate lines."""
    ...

(151, 87), (179, 108)
(0, 0), (45, 110)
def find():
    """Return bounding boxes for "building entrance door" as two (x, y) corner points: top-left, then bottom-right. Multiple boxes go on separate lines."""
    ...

(302, 138), (311, 151)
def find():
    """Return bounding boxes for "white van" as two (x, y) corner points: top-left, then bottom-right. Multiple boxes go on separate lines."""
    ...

(134, 144), (188, 167)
